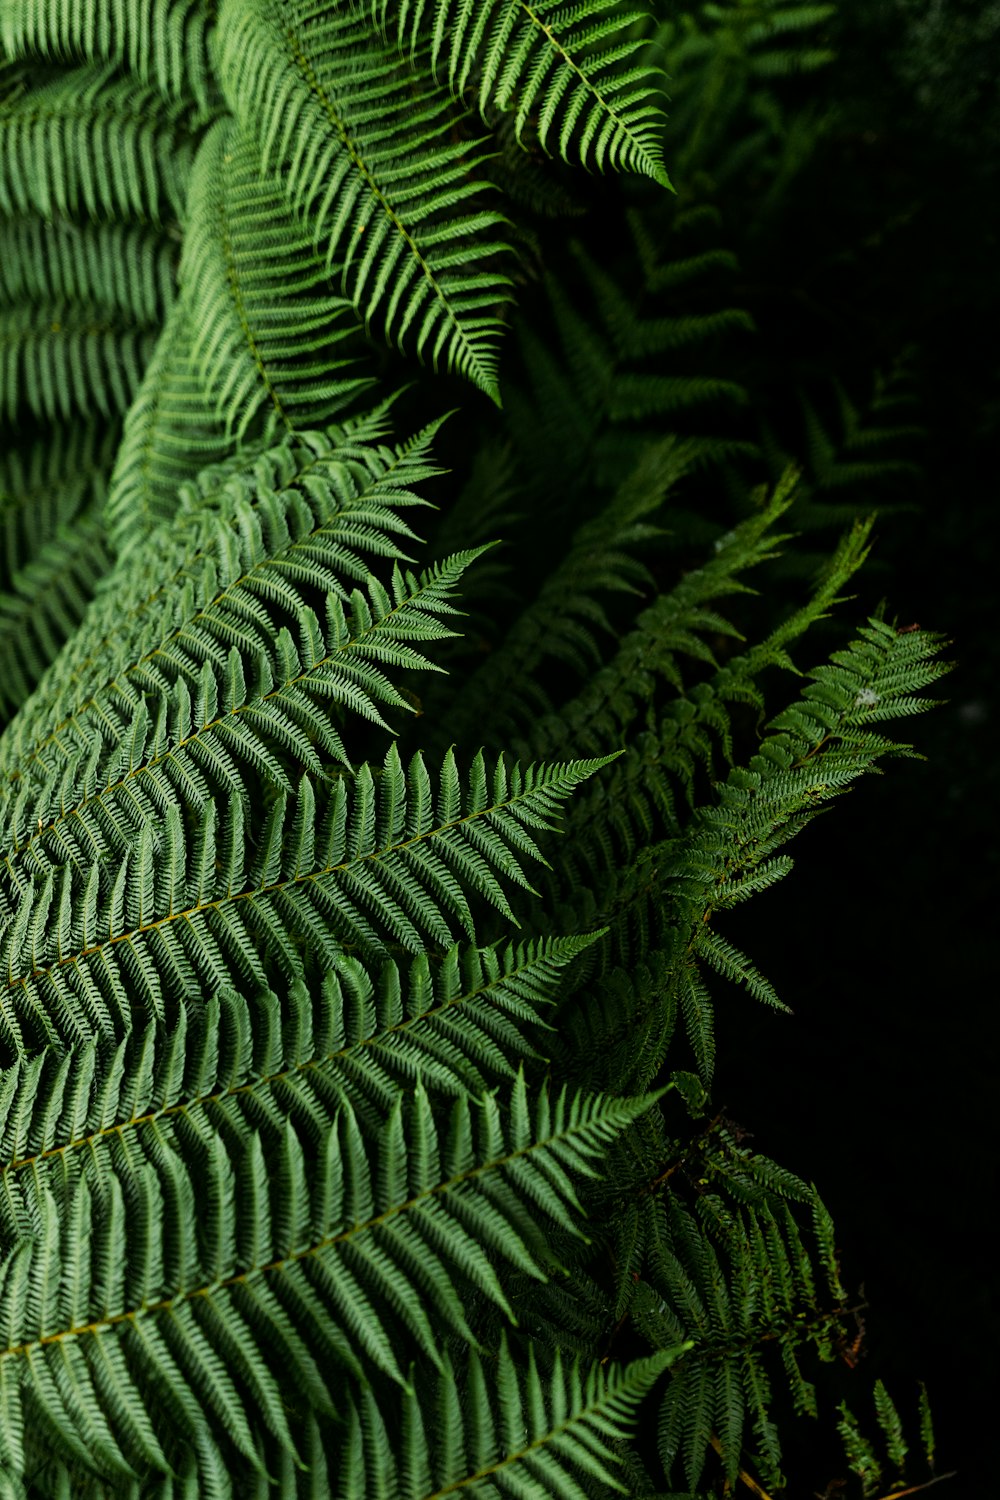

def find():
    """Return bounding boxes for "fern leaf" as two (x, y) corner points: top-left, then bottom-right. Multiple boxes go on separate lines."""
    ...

(0, 302), (156, 424)
(339, 1335), (680, 1498)
(182, 119), (371, 440)
(0, 505), (112, 722)
(0, 745), (612, 1054)
(0, 65), (200, 224)
(873, 1379), (908, 1472)
(100, 298), (231, 558)
(0, 550), (485, 887)
(638, 1191), (847, 1489)
(0, 933), (597, 1235)
(0, 0), (217, 111)
(0, 1079), (656, 1481)
(215, 0), (512, 400)
(0, 415), (449, 828)
(0, 219), (177, 326)
(374, 0), (673, 187)
(0, 425), (118, 720)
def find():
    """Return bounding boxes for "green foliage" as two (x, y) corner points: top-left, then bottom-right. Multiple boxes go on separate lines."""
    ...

(214, 0), (514, 402)
(836, 1380), (946, 1498)
(372, 0), (673, 186)
(0, 0), (950, 1495)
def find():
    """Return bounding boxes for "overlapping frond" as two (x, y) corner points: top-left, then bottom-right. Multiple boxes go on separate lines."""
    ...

(0, 424), (118, 719)
(0, 506), (111, 721)
(182, 119), (370, 440)
(0, 1075), (655, 1483)
(373, 0), (673, 186)
(439, 437), (697, 752)
(1, 414), (445, 804)
(0, 0), (217, 110)
(0, 933), (594, 1227)
(0, 64), (202, 224)
(0, 219), (177, 325)
(99, 297), (231, 556)
(11, 1339), (682, 1498)
(215, 0), (513, 400)
(336, 1335), (681, 1498)
(504, 230), (755, 504)
(0, 743), (610, 1055)
(0, 7), (948, 1494)
(0, 302), (156, 425)
(545, 504), (877, 857)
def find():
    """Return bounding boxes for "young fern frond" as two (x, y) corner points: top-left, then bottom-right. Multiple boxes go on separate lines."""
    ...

(372, 0), (673, 188)
(214, 0), (513, 401)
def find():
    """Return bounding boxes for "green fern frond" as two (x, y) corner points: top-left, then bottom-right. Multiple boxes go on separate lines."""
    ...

(3, 408), (440, 786)
(182, 119), (370, 440)
(635, 1190), (847, 1489)
(0, 506), (112, 720)
(837, 1402), (883, 1497)
(100, 298), (231, 557)
(215, 0), (512, 400)
(373, 0), (673, 187)
(0, 0), (217, 111)
(0, 1076), (657, 1482)
(0, 547), (485, 882)
(836, 1381), (947, 1500)
(504, 231), (754, 502)
(440, 437), (697, 751)
(0, 744), (612, 1055)
(0, 424), (118, 717)
(918, 1381), (936, 1471)
(0, 219), (177, 325)
(541, 510), (876, 895)
(550, 616), (947, 1082)
(0, 64), (202, 224)
(336, 1335), (682, 1498)
(0, 302), (156, 424)
(0, 933), (596, 1231)
(873, 1379), (908, 1472)
(523, 468), (803, 768)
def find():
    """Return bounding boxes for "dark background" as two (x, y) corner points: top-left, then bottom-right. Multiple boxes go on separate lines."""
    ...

(712, 0), (999, 1486)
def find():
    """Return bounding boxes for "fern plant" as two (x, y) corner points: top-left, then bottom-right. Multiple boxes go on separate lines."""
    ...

(0, 1), (950, 1496)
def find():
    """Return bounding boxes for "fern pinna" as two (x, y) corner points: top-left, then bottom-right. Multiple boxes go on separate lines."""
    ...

(0, 1), (947, 1496)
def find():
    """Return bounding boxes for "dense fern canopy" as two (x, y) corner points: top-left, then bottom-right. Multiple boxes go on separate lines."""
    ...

(0, 1), (950, 1496)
